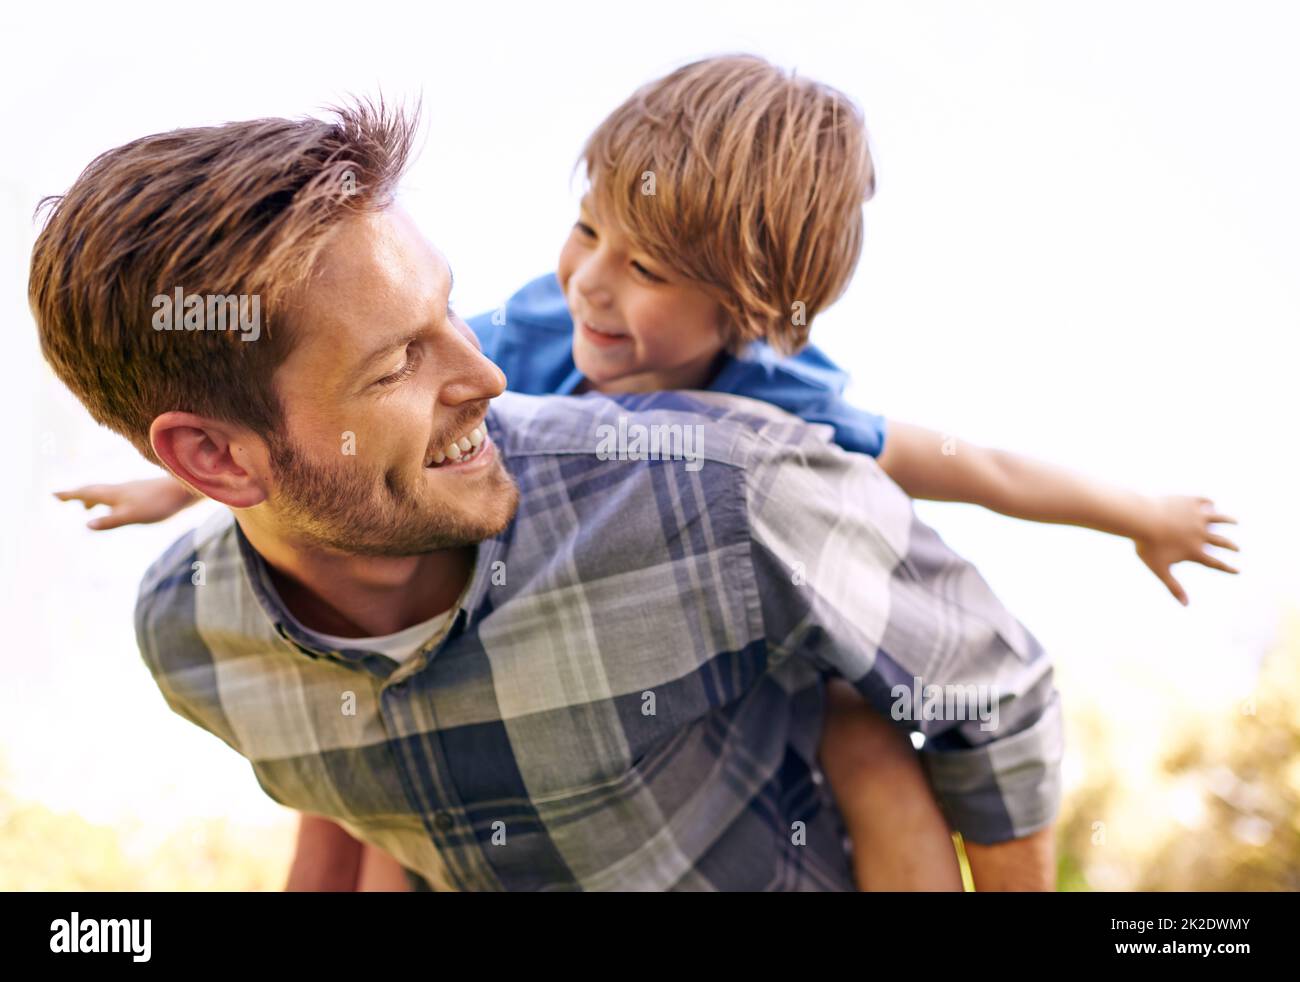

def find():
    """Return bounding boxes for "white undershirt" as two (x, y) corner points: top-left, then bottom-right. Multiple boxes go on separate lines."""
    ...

(295, 606), (455, 665)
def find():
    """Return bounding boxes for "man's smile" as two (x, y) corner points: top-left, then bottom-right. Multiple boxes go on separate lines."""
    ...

(424, 423), (493, 471)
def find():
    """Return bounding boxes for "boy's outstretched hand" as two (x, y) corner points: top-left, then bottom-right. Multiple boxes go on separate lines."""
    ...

(54, 476), (198, 530)
(1133, 495), (1239, 606)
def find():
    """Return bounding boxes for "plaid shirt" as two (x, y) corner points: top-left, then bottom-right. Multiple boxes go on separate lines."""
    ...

(135, 389), (1063, 891)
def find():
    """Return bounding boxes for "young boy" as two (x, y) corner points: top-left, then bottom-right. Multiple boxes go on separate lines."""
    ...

(57, 55), (1238, 890)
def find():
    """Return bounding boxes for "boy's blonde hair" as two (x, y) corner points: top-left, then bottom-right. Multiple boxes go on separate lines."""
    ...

(580, 54), (875, 355)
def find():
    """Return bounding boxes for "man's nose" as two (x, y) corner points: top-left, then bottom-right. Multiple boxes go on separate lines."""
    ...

(441, 326), (507, 406)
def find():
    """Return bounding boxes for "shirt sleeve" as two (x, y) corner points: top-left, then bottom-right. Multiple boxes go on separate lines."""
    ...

(743, 423), (1064, 844)
(712, 342), (889, 457)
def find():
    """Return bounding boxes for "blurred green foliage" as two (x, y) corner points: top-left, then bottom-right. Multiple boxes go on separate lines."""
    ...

(1057, 611), (1300, 890)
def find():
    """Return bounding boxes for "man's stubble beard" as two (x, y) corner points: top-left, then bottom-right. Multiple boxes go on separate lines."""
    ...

(265, 430), (519, 557)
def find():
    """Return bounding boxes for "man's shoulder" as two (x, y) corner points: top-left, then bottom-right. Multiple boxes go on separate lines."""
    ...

(485, 391), (915, 582)
(137, 507), (237, 598)
(134, 509), (239, 671)
(486, 388), (843, 472)
(131, 509), (251, 750)
(476, 389), (868, 621)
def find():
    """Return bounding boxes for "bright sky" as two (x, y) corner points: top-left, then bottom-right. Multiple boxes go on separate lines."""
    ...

(2, 0), (1296, 831)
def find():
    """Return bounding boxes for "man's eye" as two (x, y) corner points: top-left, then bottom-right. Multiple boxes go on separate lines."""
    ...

(377, 345), (421, 386)
(632, 260), (665, 283)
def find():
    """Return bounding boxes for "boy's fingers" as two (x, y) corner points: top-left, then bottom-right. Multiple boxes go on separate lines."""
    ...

(55, 485), (111, 505)
(1197, 499), (1235, 521)
(87, 513), (130, 531)
(1206, 512), (1237, 525)
(1206, 533), (1239, 551)
(1156, 567), (1188, 606)
(1196, 552), (1239, 575)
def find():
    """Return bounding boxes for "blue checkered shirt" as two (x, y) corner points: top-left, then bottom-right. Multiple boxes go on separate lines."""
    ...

(135, 389), (1064, 891)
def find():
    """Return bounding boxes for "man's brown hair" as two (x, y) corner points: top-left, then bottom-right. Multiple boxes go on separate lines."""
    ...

(580, 54), (876, 355)
(29, 99), (418, 464)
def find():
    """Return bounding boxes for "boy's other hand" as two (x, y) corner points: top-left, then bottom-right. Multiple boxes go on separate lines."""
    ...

(1134, 495), (1239, 605)
(54, 476), (197, 530)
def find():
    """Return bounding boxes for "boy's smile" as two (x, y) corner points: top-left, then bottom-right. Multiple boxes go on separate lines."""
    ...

(577, 319), (632, 348)
(557, 194), (728, 394)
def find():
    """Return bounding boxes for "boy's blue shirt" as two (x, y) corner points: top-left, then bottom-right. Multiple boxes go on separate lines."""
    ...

(467, 272), (888, 457)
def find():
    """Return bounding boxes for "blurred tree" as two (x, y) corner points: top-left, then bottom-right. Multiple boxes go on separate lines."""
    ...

(1057, 611), (1299, 890)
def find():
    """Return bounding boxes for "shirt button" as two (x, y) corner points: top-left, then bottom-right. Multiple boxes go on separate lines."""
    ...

(434, 811), (454, 831)
(811, 768), (825, 787)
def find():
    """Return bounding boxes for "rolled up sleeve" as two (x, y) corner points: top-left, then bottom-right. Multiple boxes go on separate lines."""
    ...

(745, 419), (1065, 845)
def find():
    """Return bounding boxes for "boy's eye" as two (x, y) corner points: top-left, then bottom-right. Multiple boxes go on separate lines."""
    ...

(631, 260), (665, 283)
(575, 221), (596, 238)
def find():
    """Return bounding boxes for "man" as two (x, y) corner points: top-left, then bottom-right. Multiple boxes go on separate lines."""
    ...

(30, 101), (1062, 890)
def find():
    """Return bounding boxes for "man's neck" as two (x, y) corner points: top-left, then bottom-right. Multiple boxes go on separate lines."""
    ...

(235, 513), (475, 638)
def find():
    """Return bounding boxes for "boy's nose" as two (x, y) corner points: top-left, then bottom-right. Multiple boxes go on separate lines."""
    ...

(574, 262), (615, 309)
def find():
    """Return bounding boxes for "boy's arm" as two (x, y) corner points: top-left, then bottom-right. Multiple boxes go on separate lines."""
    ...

(55, 474), (199, 530)
(876, 420), (1239, 604)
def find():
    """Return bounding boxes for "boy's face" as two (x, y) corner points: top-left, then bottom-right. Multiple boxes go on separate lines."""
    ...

(260, 205), (519, 555)
(557, 194), (727, 393)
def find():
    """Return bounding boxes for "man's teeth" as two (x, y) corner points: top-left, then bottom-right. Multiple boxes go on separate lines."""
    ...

(428, 425), (487, 466)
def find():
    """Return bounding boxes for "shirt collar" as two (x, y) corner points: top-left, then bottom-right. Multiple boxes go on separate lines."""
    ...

(231, 516), (505, 675)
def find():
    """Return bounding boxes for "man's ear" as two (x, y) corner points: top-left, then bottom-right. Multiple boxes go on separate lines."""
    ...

(149, 412), (270, 510)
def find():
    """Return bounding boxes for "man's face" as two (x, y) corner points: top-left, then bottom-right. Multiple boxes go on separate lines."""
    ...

(262, 205), (518, 556)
